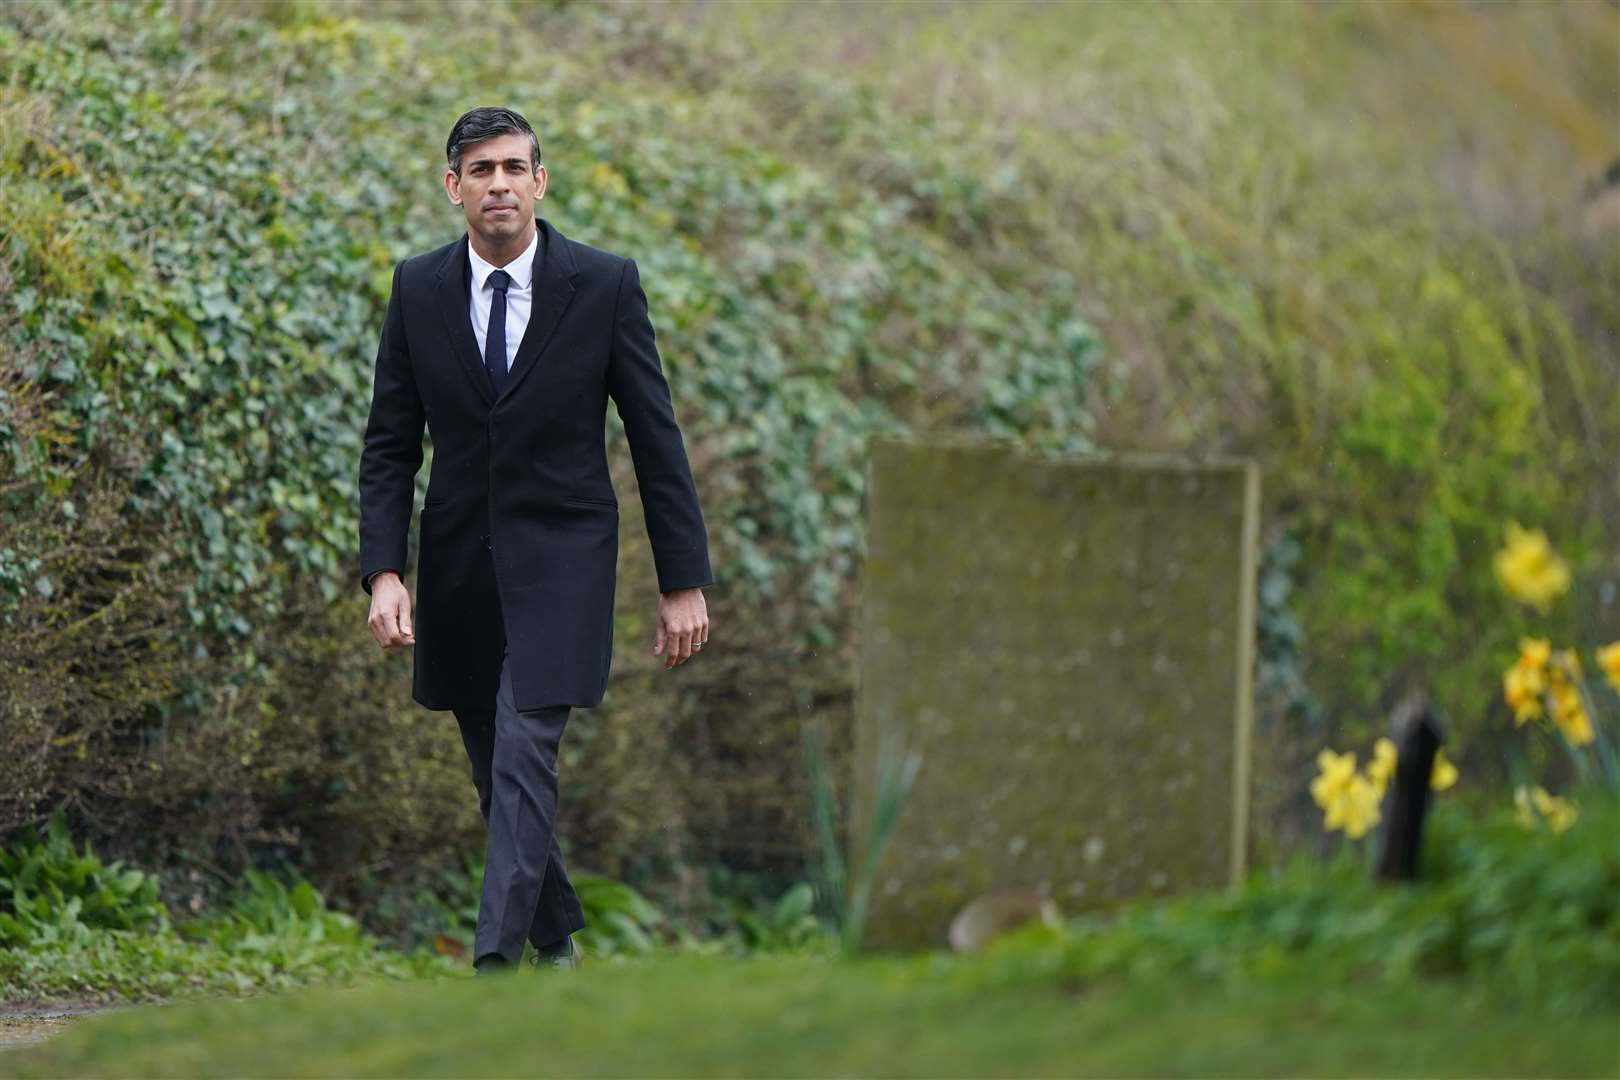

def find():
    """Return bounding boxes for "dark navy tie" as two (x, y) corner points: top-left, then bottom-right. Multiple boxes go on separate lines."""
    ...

(484, 269), (511, 397)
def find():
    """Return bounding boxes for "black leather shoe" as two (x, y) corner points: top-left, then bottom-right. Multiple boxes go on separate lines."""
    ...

(474, 952), (517, 977)
(527, 934), (581, 972)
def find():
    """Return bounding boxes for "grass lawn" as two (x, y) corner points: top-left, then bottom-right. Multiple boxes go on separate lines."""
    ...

(5, 950), (1616, 1078)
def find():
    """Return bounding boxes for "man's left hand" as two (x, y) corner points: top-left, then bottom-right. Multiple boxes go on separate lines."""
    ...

(654, 587), (709, 669)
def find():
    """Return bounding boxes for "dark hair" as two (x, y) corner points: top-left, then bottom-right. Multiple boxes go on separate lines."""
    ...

(446, 107), (541, 176)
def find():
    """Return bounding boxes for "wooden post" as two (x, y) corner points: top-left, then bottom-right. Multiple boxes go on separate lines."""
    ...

(1374, 689), (1445, 883)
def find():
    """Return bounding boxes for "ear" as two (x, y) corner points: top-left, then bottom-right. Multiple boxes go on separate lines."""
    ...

(444, 168), (462, 205)
(534, 164), (548, 201)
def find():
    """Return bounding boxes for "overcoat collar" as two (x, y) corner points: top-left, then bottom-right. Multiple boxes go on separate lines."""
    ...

(432, 215), (580, 407)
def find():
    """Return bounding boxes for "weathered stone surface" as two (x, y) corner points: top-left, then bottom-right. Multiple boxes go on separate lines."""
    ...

(851, 438), (1260, 950)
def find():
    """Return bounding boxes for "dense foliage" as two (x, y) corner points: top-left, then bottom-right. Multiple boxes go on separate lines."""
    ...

(661, 0), (1619, 756)
(0, 810), (448, 1000)
(0, 0), (1096, 882)
(0, 812), (164, 947)
(1, 0), (1614, 914)
(974, 786), (1620, 1019)
(0, 0), (1097, 637)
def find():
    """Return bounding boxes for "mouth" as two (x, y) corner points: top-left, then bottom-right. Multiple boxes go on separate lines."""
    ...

(485, 206), (517, 217)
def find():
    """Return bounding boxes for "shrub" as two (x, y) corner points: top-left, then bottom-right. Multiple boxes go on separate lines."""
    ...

(0, 810), (166, 947)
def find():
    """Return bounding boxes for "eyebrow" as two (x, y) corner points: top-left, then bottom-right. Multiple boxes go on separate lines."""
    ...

(467, 157), (530, 170)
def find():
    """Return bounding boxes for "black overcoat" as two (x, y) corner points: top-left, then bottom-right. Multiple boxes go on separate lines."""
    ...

(357, 216), (712, 711)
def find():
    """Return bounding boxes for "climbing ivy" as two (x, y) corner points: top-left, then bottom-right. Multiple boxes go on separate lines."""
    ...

(0, 1), (1100, 660)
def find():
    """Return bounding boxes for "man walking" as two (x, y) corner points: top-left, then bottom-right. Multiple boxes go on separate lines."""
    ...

(357, 107), (713, 974)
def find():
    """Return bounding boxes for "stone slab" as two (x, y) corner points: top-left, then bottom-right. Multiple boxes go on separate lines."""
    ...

(851, 438), (1260, 950)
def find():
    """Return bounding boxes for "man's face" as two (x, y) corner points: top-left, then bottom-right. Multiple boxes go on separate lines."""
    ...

(444, 132), (547, 245)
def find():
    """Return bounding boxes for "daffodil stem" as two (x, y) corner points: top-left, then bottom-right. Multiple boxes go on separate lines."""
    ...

(1575, 681), (1620, 792)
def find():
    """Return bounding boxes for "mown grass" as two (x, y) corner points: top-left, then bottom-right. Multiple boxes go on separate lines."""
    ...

(7, 789), (1617, 1076)
(6, 949), (1617, 1078)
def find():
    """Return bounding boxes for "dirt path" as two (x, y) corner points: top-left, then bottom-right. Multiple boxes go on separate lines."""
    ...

(0, 1001), (133, 1054)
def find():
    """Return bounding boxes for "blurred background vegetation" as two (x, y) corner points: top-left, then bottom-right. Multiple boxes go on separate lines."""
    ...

(1, 0), (1615, 958)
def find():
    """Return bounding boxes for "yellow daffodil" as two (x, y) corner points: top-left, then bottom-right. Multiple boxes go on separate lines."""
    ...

(1545, 803), (1578, 834)
(1515, 784), (1578, 833)
(1430, 748), (1458, 791)
(1552, 648), (1583, 681)
(1313, 739), (1459, 838)
(1503, 637), (1551, 726)
(1548, 681), (1595, 747)
(1554, 706), (1594, 747)
(1310, 748), (1357, 809)
(1492, 522), (1570, 610)
(1365, 737), (1398, 794)
(1514, 785), (1537, 829)
(1541, 651), (1596, 747)
(1503, 663), (1544, 726)
(1530, 786), (1578, 833)
(1327, 774), (1383, 839)
(1313, 747), (1370, 837)
(1520, 637), (1552, 669)
(1597, 641), (1620, 695)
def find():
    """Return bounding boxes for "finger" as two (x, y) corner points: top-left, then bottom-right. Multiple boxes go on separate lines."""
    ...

(676, 628), (693, 665)
(399, 594), (413, 639)
(653, 618), (665, 656)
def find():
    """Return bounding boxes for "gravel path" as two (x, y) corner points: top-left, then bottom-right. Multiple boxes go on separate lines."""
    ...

(0, 1001), (133, 1054)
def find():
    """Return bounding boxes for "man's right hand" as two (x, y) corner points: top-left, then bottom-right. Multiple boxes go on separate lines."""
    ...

(367, 572), (416, 650)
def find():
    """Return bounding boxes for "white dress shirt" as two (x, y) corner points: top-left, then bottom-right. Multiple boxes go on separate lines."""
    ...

(467, 227), (538, 374)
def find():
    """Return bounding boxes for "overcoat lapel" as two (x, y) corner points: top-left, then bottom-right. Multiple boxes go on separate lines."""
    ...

(499, 217), (579, 405)
(433, 240), (493, 406)
(430, 217), (580, 408)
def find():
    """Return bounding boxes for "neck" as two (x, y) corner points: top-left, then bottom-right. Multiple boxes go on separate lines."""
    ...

(469, 219), (537, 268)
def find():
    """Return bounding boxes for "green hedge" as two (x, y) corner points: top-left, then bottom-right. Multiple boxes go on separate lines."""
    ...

(0, 1), (1097, 637)
(0, 0), (1098, 887)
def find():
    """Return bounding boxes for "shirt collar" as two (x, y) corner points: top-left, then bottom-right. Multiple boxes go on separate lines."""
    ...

(466, 225), (538, 292)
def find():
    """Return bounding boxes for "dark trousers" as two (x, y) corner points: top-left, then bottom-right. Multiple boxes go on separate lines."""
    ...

(452, 648), (587, 965)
